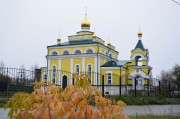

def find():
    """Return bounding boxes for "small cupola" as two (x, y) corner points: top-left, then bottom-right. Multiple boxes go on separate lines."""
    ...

(57, 32), (61, 45)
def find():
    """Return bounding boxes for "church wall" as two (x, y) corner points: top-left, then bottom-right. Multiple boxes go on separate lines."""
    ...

(48, 45), (99, 55)
(61, 59), (70, 84)
(100, 69), (126, 85)
(140, 68), (148, 74)
(73, 58), (82, 72)
(131, 49), (147, 57)
(142, 60), (147, 65)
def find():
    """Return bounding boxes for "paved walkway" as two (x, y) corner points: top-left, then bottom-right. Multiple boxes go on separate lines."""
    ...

(0, 105), (180, 118)
(123, 105), (180, 116)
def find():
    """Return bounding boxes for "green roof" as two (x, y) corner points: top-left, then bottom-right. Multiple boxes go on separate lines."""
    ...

(132, 40), (148, 51)
(135, 40), (145, 50)
(47, 39), (119, 53)
(48, 39), (96, 47)
(101, 60), (131, 67)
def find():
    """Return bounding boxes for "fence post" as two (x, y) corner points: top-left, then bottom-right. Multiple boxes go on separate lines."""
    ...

(159, 81), (161, 95)
(134, 78), (136, 96)
(178, 83), (180, 98)
(72, 78), (74, 85)
(119, 76), (121, 97)
(102, 75), (104, 97)
(147, 80), (149, 96)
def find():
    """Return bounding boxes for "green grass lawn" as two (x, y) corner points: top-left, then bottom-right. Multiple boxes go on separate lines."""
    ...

(129, 115), (180, 119)
(105, 95), (180, 105)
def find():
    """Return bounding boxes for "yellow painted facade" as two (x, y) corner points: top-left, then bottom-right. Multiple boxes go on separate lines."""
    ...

(42, 14), (152, 94)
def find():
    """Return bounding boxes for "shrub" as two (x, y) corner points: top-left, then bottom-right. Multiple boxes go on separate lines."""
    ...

(4, 74), (129, 119)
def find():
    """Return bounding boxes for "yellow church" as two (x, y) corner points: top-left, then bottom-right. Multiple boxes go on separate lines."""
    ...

(41, 13), (153, 95)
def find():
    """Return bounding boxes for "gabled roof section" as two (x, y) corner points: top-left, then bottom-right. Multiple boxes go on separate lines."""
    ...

(101, 60), (131, 67)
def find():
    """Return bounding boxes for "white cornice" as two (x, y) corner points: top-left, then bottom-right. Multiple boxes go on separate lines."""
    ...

(101, 67), (126, 70)
(46, 53), (117, 61)
(48, 42), (119, 55)
(128, 66), (150, 69)
(48, 44), (97, 49)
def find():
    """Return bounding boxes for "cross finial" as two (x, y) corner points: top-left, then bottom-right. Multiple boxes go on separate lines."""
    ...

(85, 7), (87, 15)
(139, 25), (141, 32)
(58, 32), (60, 38)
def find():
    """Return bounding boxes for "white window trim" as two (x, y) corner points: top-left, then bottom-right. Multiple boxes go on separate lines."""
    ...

(131, 53), (146, 60)
(87, 64), (92, 83)
(75, 64), (80, 74)
(74, 49), (82, 54)
(106, 71), (112, 84)
(62, 49), (70, 55)
(85, 48), (94, 54)
(52, 65), (57, 84)
(51, 50), (59, 55)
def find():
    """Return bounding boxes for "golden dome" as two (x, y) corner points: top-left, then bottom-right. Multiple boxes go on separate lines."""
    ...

(57, 38), (61, 41)
(107, 42), (111, 45)
(81, 14), (90, 28)
(92, 34), (97, 39)
(138, 31), (142, 37)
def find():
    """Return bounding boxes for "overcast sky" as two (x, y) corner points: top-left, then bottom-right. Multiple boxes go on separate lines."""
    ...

(0, 0), (180, 78)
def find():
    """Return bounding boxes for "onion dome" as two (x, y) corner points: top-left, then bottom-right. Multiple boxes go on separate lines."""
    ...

(138, 31), (142, 37)
(57, 37), (61, 42)
(81, 14), (90, 29)
(57, 32), (61, 44)
(107, 42), (111, 45)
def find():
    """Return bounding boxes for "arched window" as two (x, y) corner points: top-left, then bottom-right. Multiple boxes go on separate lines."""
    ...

(74, 50), (82, 55)
(51, 51), (58, 56)
(87, 64), (92, 83)
(86, 49), (93, 54)
(135, 75), (143, 86)
(135, 56), (142, 66)
(87, 64), (92, 75)
(109, 54), (112, 58)
(76, 65), (80, 73)
(63, 50), (69, 55)
(107, 73), (112, 84)
(52, 66), (56, 84)
(106, 51), (108, 56)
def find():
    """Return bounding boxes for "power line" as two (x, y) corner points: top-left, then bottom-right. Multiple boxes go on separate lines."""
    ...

(172, 0), (180, 5)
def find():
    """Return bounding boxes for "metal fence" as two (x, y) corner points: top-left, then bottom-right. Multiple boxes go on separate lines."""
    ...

(0, 67), (35, 93)
(0, 67), (179, 98)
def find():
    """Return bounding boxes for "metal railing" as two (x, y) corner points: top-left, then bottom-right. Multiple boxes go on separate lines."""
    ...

(0, 67), (179, 98)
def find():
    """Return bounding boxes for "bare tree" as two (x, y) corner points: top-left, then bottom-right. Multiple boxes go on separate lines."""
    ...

(172, 64), (180, 83)
(30, 64), (39, 71)
(0, 60), (5, 68)
(158, 69), (177, 96)
(19, 64), (26, 70)
(160, 69), (175, 84)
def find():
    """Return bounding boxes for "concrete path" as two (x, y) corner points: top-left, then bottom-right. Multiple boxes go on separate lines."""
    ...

(0, 105), (180, 118)
(123, 105), (180, 116)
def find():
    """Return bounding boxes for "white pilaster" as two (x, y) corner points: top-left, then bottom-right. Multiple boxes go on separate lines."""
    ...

(94, 57), (97, 85)
(47, 59), (50, 81)
(58, 59), (61, 86)
(98, 57), (100, 85)
(82, 57), (85, 73)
